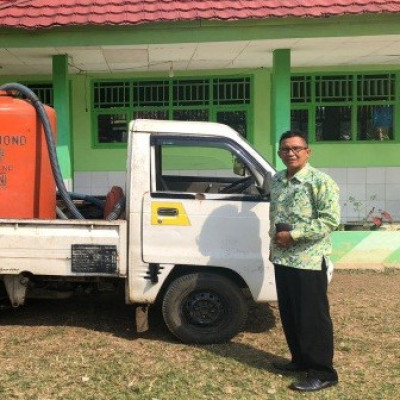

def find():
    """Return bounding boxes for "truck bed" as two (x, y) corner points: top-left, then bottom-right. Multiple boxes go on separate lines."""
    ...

(0, 219), (127, 277)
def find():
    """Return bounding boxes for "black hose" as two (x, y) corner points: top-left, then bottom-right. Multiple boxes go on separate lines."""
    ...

(0, 82), (84, 219)
(64, 192), (105, 210)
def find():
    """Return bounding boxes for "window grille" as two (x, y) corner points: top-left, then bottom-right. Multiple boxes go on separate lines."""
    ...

(357, 74), (395, 101)
(213, 78), (250, 105)
(94, 82), (130, 108)
(315, 75), (353, 102)
(291, 76), (311, 103)
(173, 80), (208, 106)
(133, 80), (169, 107)
(21, 83), (53, 106)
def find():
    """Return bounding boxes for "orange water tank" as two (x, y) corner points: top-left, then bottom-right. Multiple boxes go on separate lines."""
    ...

(0, 91), (56, 219)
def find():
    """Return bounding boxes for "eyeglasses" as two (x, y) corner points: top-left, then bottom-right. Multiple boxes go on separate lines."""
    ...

(279, 146), (308, 155)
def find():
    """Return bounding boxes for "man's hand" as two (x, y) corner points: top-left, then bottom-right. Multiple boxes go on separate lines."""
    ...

(274, 231), (294, 248)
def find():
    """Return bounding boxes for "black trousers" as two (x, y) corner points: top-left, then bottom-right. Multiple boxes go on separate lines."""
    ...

(274, 261), (338, 381)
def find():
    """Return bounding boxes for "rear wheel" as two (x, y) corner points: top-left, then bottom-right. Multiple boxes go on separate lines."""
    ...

(162, 273), (248, 344)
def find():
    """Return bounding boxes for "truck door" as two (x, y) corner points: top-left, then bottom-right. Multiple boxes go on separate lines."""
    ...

(142, 135), (276, 301)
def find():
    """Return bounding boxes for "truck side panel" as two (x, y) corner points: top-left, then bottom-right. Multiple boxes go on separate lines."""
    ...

(0, 219), (127, 277)
(141, 193), (276, 302)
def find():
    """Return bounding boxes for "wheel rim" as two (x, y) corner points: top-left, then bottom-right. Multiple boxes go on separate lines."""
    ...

(183, 290), (225, 327)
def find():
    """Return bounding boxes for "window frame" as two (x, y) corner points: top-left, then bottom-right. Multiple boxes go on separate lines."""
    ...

(91, 76), (253, 149)
(291, 72), (399, 144)
(94, 109), (131, 148)
(149, 135), (267, 201)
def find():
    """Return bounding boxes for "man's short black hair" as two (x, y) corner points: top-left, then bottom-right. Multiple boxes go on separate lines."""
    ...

(279, 130), (308, 147)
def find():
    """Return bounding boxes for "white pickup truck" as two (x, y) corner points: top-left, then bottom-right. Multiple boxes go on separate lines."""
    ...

(0, 119), (276, 344)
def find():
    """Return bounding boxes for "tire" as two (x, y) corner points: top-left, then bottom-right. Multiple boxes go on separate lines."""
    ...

(162, 272), (248, 344)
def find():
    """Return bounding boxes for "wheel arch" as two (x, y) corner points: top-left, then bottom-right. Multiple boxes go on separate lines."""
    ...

(155, 264), (248, 304)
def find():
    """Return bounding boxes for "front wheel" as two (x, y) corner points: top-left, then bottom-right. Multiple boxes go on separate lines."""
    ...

(162, 273), (248, 344)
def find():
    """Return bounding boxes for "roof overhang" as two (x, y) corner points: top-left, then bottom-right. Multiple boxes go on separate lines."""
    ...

(1, 16), (400, 75)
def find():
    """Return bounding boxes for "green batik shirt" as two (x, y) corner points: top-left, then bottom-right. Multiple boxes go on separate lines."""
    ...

(269, 163), (340, 270)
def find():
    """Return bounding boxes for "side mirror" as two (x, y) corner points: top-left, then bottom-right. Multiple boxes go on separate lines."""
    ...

(233, 157), (246, 176)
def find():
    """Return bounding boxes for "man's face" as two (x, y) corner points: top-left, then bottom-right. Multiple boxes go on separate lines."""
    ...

(278, 136), (311, 174)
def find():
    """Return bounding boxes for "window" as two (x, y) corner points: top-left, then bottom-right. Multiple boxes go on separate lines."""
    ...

(97, 113), (128, 143)
(151, 137), (266, 200)
(173, 109), (209, 122)
(357, 105), (393, 140)
(291, 109), (308, 137)
(92, 77), (252, 146)
(21, 83), (53, 106)
(216, 110), (248, 138)
(291, 73), (396, 142)
(316, 106), (351, 141)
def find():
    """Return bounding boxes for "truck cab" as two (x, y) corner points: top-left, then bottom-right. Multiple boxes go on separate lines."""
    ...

(126, 119), (276, 343)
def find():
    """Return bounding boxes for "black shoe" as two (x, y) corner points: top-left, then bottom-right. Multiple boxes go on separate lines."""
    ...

(272, 362), (305, 372)
(290, 377), (338, 391)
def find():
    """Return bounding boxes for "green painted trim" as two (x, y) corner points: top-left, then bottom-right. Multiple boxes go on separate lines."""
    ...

(310, 142), (400, 168)
(252, 70), (272, 161)
(271, 49), (291, 169)
(332, 231), (400, 269)
(3, 14), (400, 48)
(68, 80), (74, 174)
(330, 231), (371, 262)
(384, 247), (400, 264)
(52, 55), (72, 180)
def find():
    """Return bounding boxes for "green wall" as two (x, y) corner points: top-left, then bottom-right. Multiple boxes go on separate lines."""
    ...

(2, 13), (400, 173)
(3, 65), (400, 173)
(309, 142), (400, 167)
(71, 75), (127, 171)
(77, 68), (274, 172)
(69, 67), (400, 172)
(70, 68), (275, 172)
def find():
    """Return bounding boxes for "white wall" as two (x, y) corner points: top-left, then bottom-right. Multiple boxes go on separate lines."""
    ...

(73, 171), (126, 196)
(321, 167), (400, 222)
(74, 167), (400, 222)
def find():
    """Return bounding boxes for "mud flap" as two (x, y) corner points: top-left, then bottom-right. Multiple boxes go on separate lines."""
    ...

(135, 304), (149, 332)
(3, 275), (28, 307)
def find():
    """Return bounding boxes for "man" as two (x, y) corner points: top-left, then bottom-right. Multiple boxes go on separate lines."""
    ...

(269, 130), (340, 392)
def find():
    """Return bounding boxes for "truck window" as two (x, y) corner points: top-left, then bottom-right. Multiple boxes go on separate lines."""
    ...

(151, 137), (266, 199)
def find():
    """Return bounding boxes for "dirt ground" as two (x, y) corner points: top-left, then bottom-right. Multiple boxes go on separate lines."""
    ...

(1, 269), (399, 399)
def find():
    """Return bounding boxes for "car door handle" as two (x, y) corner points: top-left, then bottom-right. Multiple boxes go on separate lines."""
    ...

(157, 207), (179, 217)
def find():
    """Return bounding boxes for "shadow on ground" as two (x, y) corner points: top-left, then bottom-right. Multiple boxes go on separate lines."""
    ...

(1, 290), (276, 343)
(1, 289), (286, 374)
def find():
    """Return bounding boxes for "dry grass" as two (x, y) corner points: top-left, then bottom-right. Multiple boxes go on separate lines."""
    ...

(1, 269), (400, 400)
